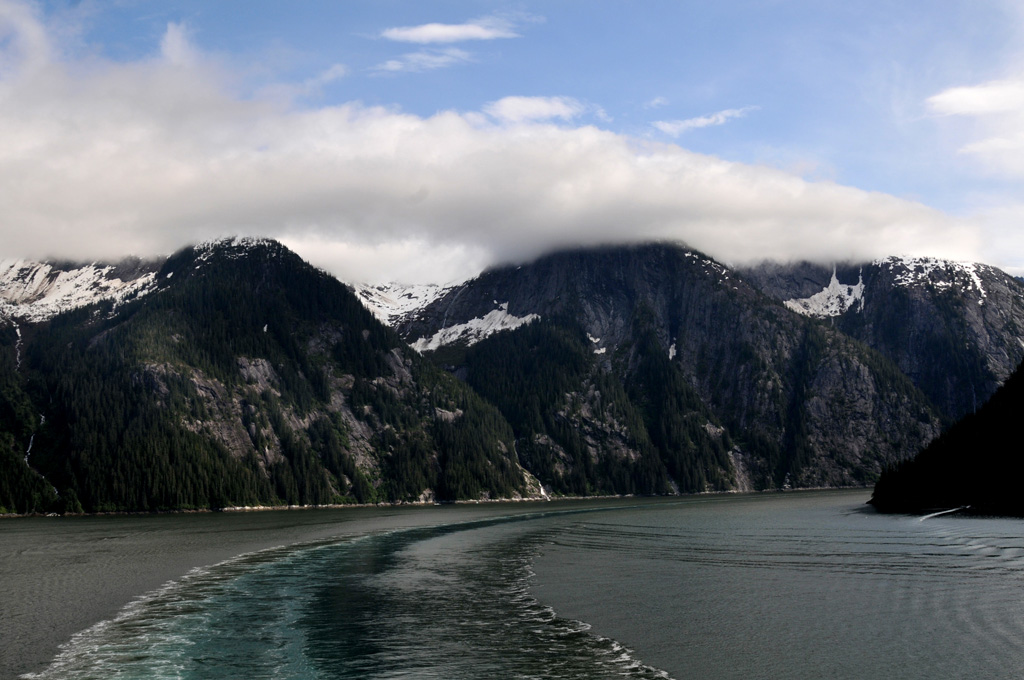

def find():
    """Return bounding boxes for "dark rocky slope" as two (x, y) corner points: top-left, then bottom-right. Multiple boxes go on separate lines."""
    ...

(0, 239), (538, 514)
(871, 358), (1024, 515)
(7, 239), (1020, 514)
(400, 244), (942, 492)
(742, 257), (1024, 421)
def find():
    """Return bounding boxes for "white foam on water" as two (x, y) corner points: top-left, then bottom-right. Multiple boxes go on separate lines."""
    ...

(21, 536), (361, 679)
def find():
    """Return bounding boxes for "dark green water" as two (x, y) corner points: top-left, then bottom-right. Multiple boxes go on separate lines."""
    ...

(18, 491), (1024, 679)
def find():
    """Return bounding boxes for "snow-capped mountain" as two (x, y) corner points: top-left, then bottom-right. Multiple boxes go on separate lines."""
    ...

(0, 258), (159, 323)
(778, 257), (993, 319)
(879, 256), (989, 299)
(0, 238), (289, 325)
(357, 250), (1024, 427)
(742, 256), (1024, 420)
(351, 281), (458, 328)
(0, 237), (542, 516)
(192, 236), (282, 263)
(381, 243), (949, 490)
(397, 244), (1024, 491)
(5, 237), (1024, 512)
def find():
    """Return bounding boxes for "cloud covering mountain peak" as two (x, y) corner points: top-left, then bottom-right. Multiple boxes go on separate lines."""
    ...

(0, 1), (984, 283)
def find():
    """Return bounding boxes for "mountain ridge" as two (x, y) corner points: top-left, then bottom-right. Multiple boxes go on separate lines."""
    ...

(390, 243), (945, 491)
(2, 238), (1021, 514)
(740, 256), (1024, 421)
(0, 238), (540, 514)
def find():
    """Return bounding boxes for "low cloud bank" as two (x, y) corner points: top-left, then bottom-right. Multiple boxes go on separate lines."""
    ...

(0, 2), (982, 283)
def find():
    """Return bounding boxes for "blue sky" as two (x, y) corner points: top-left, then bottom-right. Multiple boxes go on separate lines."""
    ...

(2, 0), (1023, 281)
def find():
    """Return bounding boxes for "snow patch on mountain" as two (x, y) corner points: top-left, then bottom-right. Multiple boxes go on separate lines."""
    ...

(13, 323), (21, 370)
(784, 268), (865, 318)
(685, 251), (733, 284)
(411, 302), (539, 352)
(0, 259), (157, 323)
(194, 236), (279, 261)
(877, 256), (990, 304)
(587, 333), (608, 355)
(353, 281), (457, 327)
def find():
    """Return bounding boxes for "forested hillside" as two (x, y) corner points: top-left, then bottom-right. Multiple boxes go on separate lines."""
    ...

(3, 239), (1020, 515)
(0, 239), (534, 514)
(400, 244), (942, 492)
(871, 359), (1024, 515)
(742, 258), (1024, 422)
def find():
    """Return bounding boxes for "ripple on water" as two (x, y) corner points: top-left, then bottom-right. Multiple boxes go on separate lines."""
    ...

(24, 515), (676, 680)
(26, 496), (1024, 680)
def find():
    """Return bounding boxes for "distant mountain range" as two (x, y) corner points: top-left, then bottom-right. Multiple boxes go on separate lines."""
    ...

(2, 239), (1022, 514)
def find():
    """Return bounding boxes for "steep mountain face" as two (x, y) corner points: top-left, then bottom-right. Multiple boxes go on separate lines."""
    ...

(5, 238), (1019, 514)
(397, 244), (942, 492)
(352, 281), (458, 328)
(0, 257), (160, 323)
(742, 258), (1024, 420)
(0, 239), (537, 514)
(870, 360), (1024, 515)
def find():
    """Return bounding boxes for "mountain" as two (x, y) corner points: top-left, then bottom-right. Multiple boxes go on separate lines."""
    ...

(352, 281), (458, 328)
(869, 359), (1024, 515)
(0, 239), (538, 514)
(395, 244), (942, 493)
(741, 257), (1024, 421)
(0, 256), (160, 324)
(5, 238), (1021, 515)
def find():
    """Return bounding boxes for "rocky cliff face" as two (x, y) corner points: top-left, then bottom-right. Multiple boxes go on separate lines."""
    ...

(4, 239), (1020, 513)
(0, 239), (539, 514)
(742, 257), (1024, 420)
(398, 244), (942, 491)
(0, 257), (160, 323)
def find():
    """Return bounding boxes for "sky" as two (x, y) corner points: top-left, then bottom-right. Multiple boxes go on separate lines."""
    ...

(1, 0), (1023, 283)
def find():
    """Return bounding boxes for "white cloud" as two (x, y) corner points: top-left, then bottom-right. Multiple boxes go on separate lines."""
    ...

(307, 63), (348, 87)
(0, 0), (50, 76)
(484, 96), (584, 123)
(381, 17), (518, 44)
(653, 107), (759, 137)
(160, 22), (198, 67)
(975, 202), (1024, 275)
(0, 2), (984, 283)
(257, 63), (348, 104)
(374, 47), (471, 73)
(644, 96), (669, 109)
(926, 76), (1024, 176)
(928, 79), (1024, 116)
(279, 236), (489, 285)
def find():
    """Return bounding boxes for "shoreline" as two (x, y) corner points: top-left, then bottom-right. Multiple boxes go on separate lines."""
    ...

(0, 483), (874, 520)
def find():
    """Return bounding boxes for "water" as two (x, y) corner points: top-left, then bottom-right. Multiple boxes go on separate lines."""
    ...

(532, 491), (1024, 679)
(16, 491), (1024, 679)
